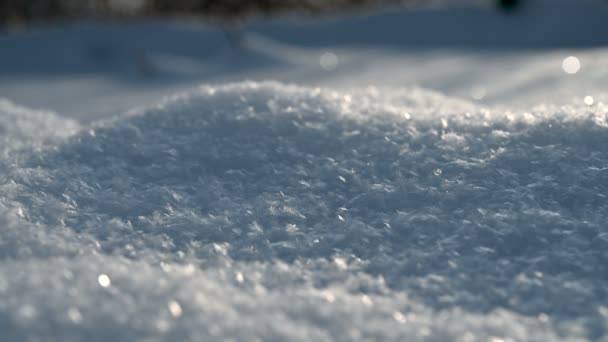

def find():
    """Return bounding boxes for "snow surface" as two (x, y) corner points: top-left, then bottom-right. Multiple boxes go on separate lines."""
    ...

(1, 82), (608, 341)
(2, 0), (608, 340)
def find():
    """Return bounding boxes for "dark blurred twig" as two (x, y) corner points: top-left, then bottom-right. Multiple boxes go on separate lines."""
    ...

(0, 0), (440, 28)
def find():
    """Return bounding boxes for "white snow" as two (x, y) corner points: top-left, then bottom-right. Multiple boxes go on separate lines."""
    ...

(2, 0), (608, 121)
(0, 99), (78, 156)
(2, 0), (608, 340)
(1, 82), (608, 341)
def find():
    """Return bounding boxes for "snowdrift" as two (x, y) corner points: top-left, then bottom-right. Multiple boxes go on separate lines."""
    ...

(1, 82), (608, 341)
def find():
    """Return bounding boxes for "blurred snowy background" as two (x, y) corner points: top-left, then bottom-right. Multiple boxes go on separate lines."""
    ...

(1, 0), (608, 341)
(2, 0), (607, 121)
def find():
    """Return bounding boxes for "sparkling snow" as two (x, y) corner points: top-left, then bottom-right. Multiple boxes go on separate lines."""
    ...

(2, 0), (608, 340)
(1, 82), (608, 340)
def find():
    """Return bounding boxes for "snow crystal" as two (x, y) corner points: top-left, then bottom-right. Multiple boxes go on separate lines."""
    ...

(1, 82), (608, 341)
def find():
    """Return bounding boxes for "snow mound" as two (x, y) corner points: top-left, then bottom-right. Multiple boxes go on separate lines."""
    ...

(0, 99), (79, 156)
(1, 82), (608, 341)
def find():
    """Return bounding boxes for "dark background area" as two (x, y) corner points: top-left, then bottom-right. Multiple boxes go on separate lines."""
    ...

(0, 0), (518, 27)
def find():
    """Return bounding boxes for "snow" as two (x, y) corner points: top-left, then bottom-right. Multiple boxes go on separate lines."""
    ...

(2, 0), (608, 340)
(1, 82), (608, 341)
(2, 0), (608, 120)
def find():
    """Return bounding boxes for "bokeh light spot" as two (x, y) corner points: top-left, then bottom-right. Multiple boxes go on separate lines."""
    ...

(97, 274), (111, 288)
(168, 300), (183, 318)
(320, 52), (339, 71)
(562, 56), (581, 74)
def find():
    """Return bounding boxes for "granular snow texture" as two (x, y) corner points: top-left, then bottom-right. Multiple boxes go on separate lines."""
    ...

(1, 82), (608, 341)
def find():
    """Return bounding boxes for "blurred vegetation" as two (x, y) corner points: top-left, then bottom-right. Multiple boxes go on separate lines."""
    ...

(0, 0), (421, 26)
(0, 0), (503, 28)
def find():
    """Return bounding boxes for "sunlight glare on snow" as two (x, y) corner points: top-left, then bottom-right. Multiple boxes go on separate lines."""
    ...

(168, 300), (183, 318)
(97, 274), (112, 288)
(562, 56), (581, 74)
(67, 308), (83, 324)
(320, 52), (339, 71)
(392, 311), (407, 324)
(235, 271), (245, 283)
(321, 291), (336, 303)
(361, 295), (373, 307)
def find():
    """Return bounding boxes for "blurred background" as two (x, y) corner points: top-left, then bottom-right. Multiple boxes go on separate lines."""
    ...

(0, 0), (504, 27)
(0, 0), (607, 121)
